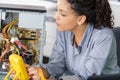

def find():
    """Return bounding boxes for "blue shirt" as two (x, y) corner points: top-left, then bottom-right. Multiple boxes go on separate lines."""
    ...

(41, 23), (119, 79)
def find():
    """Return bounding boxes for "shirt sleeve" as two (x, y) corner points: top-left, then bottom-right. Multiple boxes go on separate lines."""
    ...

(42, 30), (66, 77)
(80, 32), (117, 78)
(59, 75), (85, 80)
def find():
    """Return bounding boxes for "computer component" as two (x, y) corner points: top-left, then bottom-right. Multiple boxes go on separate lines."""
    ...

(0, 2), (46, 79)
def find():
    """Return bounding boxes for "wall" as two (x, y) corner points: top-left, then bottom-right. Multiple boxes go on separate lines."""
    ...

(109, 1), (120, 27)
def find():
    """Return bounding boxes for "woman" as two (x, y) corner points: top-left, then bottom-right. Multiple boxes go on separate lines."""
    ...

(27, 0), (119, 80)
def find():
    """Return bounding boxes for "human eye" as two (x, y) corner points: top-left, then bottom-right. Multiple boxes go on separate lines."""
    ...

(61, 13), (66, 16)
(60, 12), (67, 16)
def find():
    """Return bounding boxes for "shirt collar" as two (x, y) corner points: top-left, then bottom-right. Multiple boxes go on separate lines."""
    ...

(80, 23), (94, 48)
(70, 23), (94, 53)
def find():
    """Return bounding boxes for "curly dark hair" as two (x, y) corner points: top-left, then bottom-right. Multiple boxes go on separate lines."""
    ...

(67, 0), (114, 28)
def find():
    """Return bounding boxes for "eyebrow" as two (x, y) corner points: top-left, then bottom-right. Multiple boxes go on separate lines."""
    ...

(59, 9), (68, 13)
(56, 6), (69, 13)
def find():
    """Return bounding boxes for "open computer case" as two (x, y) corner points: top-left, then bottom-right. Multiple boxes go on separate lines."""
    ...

(0, 2), (46, 79)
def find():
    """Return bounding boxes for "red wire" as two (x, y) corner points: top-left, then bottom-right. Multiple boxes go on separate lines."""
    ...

(14, 40), (28, 51)
(0, 43), (10, 62)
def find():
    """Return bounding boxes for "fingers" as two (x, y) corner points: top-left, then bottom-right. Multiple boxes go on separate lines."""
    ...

(27, 66), (40, 80)
(10, 71), (15, 78)
(31, 74), (41, 80)
(27, 66), (38, 75)
(10, 70), (19, 80)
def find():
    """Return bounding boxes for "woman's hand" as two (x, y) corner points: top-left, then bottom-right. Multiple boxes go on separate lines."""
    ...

(27, 66), (41, 80)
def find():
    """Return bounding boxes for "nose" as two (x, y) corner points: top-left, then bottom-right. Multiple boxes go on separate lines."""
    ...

(53, 11), (59, 21)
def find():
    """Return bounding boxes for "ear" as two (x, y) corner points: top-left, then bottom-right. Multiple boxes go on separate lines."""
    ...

(77, 15), (86, 25)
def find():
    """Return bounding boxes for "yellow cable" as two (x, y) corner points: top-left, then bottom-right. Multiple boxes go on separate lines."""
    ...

(12, 43), (20, 55)
(13, 73), (19, 80)
(7, 18), (19, 37)
(4, 68), (14, 80)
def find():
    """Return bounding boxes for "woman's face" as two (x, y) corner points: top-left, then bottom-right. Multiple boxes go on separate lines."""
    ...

(54, 0), (79, 32)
